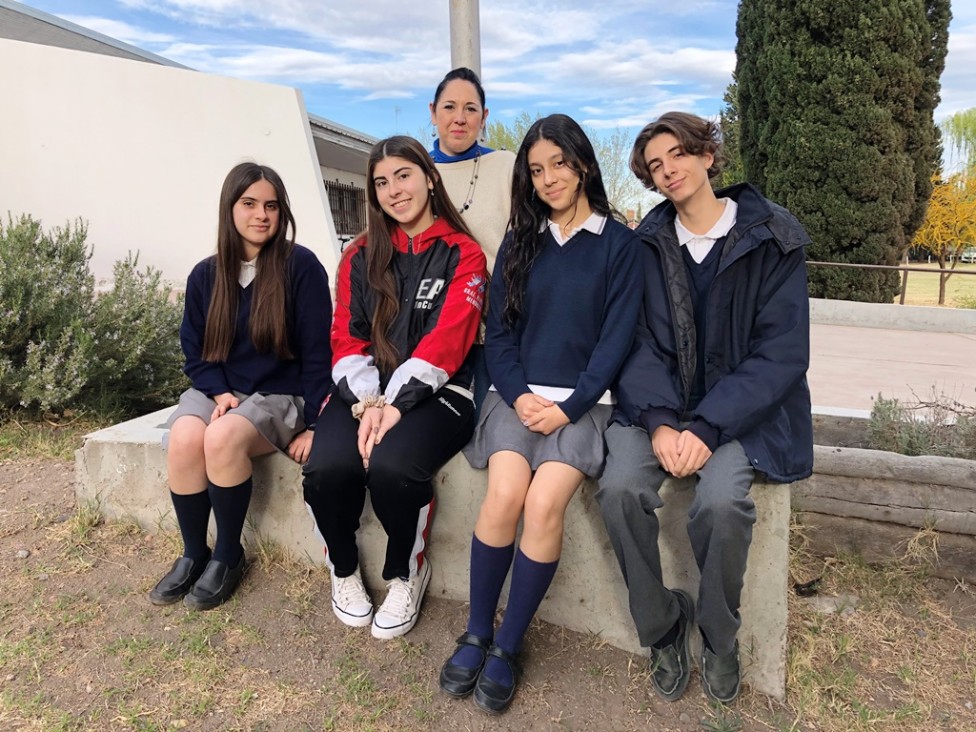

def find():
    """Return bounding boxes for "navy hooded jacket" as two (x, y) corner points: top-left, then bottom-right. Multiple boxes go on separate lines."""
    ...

(613, 183), (814, 482)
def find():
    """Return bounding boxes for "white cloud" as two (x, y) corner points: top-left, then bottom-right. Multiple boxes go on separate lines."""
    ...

(937, 26), (976, 118)
(61, 15), (175, 44)
(44, 0), (975, 138)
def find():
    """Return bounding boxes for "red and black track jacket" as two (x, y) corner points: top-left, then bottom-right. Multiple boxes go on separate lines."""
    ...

(331, 218), (487, 414)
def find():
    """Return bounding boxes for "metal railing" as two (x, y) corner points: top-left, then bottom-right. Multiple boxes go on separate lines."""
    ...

(807, 260), (976, 304)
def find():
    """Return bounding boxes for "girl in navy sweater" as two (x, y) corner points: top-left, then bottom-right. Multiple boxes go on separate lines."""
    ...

(439, 114), (642, 713)
(303, 136), (487, 640)
(151, 162), (333, 611)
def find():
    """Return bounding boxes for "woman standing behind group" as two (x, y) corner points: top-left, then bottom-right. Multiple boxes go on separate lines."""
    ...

(429, 67), (515, 411)
(302, 136), (487, 640)
(429, 67), (514, 273)
(439, 114), (642, 714)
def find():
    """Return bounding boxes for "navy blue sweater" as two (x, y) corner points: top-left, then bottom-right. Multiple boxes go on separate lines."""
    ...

(180, 244), (333, 429)
(485, 218), (642, 423)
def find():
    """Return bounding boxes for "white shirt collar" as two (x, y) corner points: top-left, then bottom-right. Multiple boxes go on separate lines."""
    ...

(540, 212), (607, 246)
(675, 198), (737, 246)
(239, 259), (257, 288)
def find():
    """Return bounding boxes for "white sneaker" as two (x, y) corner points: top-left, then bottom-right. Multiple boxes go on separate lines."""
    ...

(371, 559), (431, 640)
(331, 568), (373, 627)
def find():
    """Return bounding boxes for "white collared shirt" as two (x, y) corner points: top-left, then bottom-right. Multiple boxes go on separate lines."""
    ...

(675, 198), (738, 264)
(239, 259), (257, 288)
(542, 212), (607, 246)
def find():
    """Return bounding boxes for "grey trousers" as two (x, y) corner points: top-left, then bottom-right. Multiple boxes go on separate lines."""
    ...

(596, 422), (755, 656)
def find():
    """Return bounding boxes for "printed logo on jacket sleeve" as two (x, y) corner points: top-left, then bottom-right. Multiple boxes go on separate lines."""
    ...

(464, 274), (485, 311)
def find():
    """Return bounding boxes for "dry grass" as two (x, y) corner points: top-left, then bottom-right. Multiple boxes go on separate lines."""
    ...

(897, 262), (976, 307)
(0, 413), (109, 461)
(6, 508), (976, 731)
(3, 453), (975, 731)
(785, 548), (976, 731)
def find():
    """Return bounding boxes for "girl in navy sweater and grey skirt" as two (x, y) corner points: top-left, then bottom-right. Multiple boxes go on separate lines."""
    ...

(439, 114), (642, 713)
(150, 162), (333, 611)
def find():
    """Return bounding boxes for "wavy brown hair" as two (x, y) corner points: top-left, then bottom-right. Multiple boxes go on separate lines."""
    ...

(360, 136), (474, 374)
(202, 162), (297, 363)
(629, 111), (725, 191)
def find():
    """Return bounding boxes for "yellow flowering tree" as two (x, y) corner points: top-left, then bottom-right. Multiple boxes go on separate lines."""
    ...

(912, 171), (976, 304)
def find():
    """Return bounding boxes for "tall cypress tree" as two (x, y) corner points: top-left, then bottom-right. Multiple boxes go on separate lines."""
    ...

(736, 0), (950, 301)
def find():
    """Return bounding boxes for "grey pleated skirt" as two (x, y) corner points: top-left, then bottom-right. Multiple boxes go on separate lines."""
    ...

(165, 388), (305, 451)
(463, 391), (611, 478)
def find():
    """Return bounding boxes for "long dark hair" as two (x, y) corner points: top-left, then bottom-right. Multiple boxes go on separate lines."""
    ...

(503, 114), (616, 330)
(357, 135), (475, 374)
(202, 162), (296, 363)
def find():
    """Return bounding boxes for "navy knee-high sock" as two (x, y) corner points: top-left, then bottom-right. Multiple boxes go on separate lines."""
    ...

(170, 490), (211, 561)
(484, 548), (559, 685)
(451, 534), (515, 670)
(208, 478), (252, 565)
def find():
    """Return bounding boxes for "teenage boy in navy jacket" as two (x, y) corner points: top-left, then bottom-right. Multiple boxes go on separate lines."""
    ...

(596, 112), (813, 704)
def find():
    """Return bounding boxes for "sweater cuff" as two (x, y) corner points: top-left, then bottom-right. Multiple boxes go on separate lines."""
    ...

(685, 418), (719, 453)
(638, 407), (680, 436)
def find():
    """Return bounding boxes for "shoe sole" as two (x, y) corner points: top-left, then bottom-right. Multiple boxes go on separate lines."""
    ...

(370, 563), (431, 640)
(148, 591), (186, 607)
(333, 604), (373, 627)
(183, 559), (248, 611)
(651, 588), (693, 702)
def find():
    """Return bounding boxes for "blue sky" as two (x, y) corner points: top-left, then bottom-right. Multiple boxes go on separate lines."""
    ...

(22, 0), (976, 143)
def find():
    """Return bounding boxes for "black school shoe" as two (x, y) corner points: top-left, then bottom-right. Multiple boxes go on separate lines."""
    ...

(183, 552), (247, 610)
(701, 639), (741, 704)
(148, 550), (211, 606)
(649, 589), (693, 701)
(473, 644), (522, 715)
(439, 632), (491, 698)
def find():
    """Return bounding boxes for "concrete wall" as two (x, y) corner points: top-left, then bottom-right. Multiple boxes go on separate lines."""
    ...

(0, 38), (341, 286)
(320, 165), (368, 189)
(809, 298), (976, 334)
(77, 409), (791, 699)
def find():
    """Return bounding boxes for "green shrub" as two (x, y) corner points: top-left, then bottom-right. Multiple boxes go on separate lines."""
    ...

(956, 294), (976, 310)
(869, 391), (976, 460)
(0, 214), (186, 417)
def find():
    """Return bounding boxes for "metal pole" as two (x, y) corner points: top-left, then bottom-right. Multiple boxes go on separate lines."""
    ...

(449, 0), (481, 77)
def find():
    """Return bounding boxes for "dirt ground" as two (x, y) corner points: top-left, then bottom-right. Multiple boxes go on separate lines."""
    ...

(2, 458), (975, 732)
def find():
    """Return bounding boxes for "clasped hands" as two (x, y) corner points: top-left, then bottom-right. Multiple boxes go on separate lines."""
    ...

(357, 404), (402, 469)
(651, 425), (712, 478)
(514, 393), (569, 436)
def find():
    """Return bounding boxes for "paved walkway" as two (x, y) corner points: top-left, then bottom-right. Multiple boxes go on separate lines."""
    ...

(809, 323), (976, 413)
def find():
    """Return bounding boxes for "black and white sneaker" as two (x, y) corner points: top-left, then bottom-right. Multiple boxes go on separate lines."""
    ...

(331, 568), (373, 627)
(371, 559), (431, 640)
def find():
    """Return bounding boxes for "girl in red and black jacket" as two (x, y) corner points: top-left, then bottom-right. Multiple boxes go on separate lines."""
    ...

(303, 135), (487, 641)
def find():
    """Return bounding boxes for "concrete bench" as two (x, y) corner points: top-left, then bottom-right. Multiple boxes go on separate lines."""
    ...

(76, 407), (790, 699)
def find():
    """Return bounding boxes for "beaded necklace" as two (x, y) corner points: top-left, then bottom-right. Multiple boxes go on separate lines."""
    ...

(456, 149), (482, 214)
